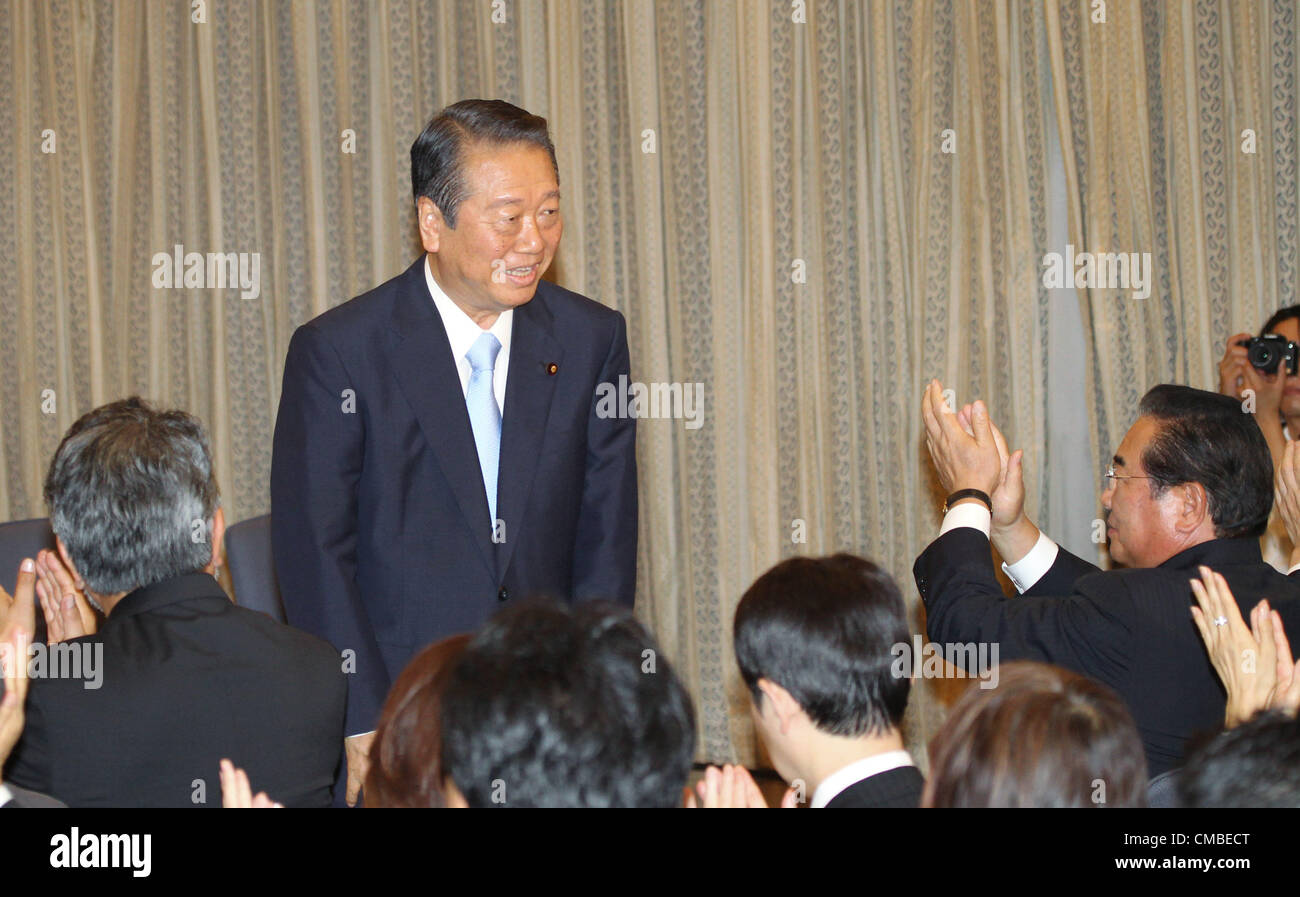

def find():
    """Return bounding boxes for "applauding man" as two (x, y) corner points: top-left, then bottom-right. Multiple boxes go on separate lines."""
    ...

(915, 379), (1300, 776)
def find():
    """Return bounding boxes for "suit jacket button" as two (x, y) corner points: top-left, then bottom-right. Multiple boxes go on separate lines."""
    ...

(498, 587), (509, 602)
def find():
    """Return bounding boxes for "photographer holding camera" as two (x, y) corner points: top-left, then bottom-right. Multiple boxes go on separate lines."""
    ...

(1219, 305), (1300, 570)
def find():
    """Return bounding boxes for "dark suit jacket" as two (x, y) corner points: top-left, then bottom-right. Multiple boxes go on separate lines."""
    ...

(270, 257), (638, 734)
(824, 766), (925, 808)
(914, 529), (1300, 777)
(2, 573), (346, 807)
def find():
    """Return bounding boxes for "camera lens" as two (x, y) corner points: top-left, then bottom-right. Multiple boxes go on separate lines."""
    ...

(1249, 342), (1280, 372)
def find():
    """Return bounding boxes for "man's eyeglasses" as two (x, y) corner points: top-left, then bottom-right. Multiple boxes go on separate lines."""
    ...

(1104, 464), (1156, 489)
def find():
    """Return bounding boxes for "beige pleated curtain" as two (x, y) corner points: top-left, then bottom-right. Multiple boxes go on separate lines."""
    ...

(1049, 0), (1300, 472)
(1, 0), (1290, 768)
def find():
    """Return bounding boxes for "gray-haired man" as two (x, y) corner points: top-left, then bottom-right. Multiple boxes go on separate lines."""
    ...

(3, 397), (345, 807)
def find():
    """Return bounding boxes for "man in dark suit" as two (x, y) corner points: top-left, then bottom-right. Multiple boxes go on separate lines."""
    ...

(732, 554), (925, 809)
(2, 398), (346, 807)
(915, 380), (1300, 777)
(270, 99), (638, 802)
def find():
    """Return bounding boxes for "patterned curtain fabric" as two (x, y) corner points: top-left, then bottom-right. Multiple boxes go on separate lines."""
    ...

(1, 0), (1071, 770)
(1047, 0), (1299, 477)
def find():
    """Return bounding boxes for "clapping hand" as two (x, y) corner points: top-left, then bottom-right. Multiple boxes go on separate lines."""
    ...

(0, 560), (37, 770)
(955, 403), (1026, 534)
(1276, 442), (1300, 564)
(220, 759), (282, 808)
(921, 379), (1002, 499)
(34, 549), (96, 643)
(1190, 566), (1300, 727)
(682, 764), (797, 808)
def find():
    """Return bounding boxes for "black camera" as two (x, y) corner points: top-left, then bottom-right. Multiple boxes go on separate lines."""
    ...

(1237, 334), (1299, 375)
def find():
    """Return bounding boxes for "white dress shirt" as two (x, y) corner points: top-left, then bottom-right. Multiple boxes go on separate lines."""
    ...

(941, 501), (1300, 584)
(425, 258), (512, 414)
(341, 264), (515, 741)
(810, 750), (916, 808)
(939, 503), (1059, 592)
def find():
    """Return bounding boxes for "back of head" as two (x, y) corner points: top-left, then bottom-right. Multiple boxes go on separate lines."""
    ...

(733, 553), (910, 735)
(1181, 711), (1300, 808)
(440, 601), (695, 807)
(43, 397), (220, 595)
(366, 633), (473, 808)
(925, 661), (1147, 808)
(1137, 384), (1272, 539)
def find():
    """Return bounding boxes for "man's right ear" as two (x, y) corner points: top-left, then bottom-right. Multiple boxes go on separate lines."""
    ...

(416, 196), (443, 254)
(54, 536), (85, 591)
(756, 678), (801, 734)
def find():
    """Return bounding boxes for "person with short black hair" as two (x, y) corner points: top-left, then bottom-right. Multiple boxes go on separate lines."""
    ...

(1180, 710), (1300, 808)
(439, 601), (694, 808)
(917, 379), (1300, 777)
(924, 662), (1147, 808)
(732, 553), (923, 808)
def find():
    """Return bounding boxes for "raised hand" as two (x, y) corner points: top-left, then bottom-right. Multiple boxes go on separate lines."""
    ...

(1190, 566), (1278, 727)
(0, 560), (36, 770)
(921, 379), (1001, 498)
(1219, 332), (1254, 398)
(35, 550), (96, 644)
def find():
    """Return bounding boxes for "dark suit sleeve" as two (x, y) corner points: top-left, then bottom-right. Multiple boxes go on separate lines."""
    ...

(271, 324), (388, 735)
(570, 311), (638, 607)
(3, 684), (52, 794)
(1022, 543), (1102, 596)
(914, 527), (1133, 690)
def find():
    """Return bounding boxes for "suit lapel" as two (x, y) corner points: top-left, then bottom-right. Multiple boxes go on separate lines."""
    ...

(389, 258), (498, 580)
(496, 283), (564, 579)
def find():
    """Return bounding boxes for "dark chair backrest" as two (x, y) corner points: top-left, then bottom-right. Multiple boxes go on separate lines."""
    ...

(1147, 768), (1182, 808)
(0, 517), (57, 596)
(224, 514), (286, 623)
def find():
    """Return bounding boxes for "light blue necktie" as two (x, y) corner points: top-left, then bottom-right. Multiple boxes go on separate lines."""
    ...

(466, 332), (503, 523)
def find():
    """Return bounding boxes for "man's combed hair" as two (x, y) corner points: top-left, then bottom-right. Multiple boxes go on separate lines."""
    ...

(440, 601), (695, 808)
(1180, 711), (1300, 808)
(43, 397), (220, 595)
(410, 98), (558, 228)
(733, 553), (911, 737)
(1137, 384), (1273, 539)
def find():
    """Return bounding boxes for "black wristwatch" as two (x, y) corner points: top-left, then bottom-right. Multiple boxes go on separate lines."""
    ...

(943, 489), (993, 514)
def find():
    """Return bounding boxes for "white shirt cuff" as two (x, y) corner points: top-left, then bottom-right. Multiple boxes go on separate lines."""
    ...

(939, 502), (992, 537)
(1001, 532), (1059, 593)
